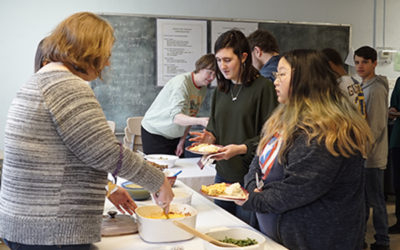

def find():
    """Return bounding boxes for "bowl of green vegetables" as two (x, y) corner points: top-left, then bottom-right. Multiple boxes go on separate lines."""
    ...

(203, 227), (265, 250)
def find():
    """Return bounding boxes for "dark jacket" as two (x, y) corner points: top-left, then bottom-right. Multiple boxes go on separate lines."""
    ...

(243, 134), (365, 250)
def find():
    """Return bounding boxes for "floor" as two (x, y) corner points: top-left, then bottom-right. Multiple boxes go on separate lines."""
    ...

(1, 200), (400, 250)
(365, 197), (400, 250)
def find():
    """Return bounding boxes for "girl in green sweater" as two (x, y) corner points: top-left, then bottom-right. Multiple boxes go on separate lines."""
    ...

(191, 29), (278, 224)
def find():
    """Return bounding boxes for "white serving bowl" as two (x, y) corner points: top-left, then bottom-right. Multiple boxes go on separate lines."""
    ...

(203, 227), (266, 250)
(145, 154), (179, 168)
(135, 203), (197, 243)
(172, 187), (193, 205)
(151, 187), (193, 205)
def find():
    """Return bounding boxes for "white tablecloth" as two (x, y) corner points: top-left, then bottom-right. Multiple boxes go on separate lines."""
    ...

(172, 157), (216, 192)
(97, 180), (287, 250)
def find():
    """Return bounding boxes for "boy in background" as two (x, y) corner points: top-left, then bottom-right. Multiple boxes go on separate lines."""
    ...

(355, 46), (390, 250)
(247, 29), (280, 82)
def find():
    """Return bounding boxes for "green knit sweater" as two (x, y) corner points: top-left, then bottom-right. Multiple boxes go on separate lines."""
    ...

(0, 69), (165, 245)
(207, 76), (278, 182)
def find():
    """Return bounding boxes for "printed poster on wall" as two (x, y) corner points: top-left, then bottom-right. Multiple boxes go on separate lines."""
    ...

(157, 19), (207, 86)
(211, 21), (258, 53)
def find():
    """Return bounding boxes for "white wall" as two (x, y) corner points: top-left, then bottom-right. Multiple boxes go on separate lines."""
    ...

(0, 0), (399, 150)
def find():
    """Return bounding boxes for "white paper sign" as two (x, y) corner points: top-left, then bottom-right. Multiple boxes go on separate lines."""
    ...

(210, 21), (258, 86)
(157, 19), (207, 86)
(211, 21), (258, 53)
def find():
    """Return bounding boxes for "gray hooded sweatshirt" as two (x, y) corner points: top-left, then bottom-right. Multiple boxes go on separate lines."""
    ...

(362, 75), (389, 169)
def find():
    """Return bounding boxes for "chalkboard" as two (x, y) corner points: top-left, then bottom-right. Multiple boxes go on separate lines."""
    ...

(259, 22), (350, 63)
(91, 15), (350, 133)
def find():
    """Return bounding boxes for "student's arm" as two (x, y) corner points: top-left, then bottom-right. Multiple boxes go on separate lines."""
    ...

(173, 113), (208, 127)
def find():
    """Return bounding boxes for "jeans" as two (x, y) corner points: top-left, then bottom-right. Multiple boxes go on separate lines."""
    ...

(364, 168), (390, 245)
(3, 239), (92, 250)
(214, 174), (257, 227)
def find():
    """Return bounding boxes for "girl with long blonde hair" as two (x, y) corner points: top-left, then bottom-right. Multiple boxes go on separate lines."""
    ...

(238, 49), (372, 250)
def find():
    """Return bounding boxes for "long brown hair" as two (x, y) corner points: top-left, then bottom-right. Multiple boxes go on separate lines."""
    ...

(258, 49), (372, 162)
(42, 12), (114, 79)
(214, 29), (259, 93)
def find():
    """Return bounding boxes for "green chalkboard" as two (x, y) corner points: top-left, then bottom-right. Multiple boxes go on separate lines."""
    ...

(259, 22), (350, 63)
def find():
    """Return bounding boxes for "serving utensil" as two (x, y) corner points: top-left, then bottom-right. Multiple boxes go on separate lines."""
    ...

(173, 220), (238, 248)
(172, 170), (182, 177)
(255, 172), (264, 190)
(163, 207), (170, 219)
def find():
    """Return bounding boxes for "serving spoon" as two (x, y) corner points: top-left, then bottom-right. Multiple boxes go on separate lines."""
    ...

(173, 220), (238, 248)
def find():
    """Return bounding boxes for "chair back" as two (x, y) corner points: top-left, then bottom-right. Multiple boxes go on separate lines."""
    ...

(124, 116), (143, 151)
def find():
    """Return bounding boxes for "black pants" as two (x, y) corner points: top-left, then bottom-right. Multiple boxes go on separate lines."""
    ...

(392, 147), (400, 223)
(141, 126), (180, 155)
(3, 239), (91, 250)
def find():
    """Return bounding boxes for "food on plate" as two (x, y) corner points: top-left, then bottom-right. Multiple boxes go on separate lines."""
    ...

(201, 182), (227, 196)
(224, 182), (244, 197)
(189, 143), (220, 154)
(144, 211), (191, 219)
(146, 160), (168, 170)
(201, 182), (246, 198)
(220, 236), (258, 247)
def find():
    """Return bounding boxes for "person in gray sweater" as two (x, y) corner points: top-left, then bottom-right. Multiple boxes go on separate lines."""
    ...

(354, 46), (390, 250)
(237, 50), (373, 250)
(0, 12), (173, 250)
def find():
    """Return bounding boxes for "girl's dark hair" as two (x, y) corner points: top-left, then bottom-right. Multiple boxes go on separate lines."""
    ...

(283, 49), (339, 103)
(214, 29), (259, 93)
(321, 48), (344, 67)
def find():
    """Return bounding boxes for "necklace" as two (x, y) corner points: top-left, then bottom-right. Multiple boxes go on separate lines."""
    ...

(230, 84), (243, 101)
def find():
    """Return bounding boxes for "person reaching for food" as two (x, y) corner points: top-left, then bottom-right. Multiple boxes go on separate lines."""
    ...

(141, 53), (216, 156)
(0, 12), (173, 250)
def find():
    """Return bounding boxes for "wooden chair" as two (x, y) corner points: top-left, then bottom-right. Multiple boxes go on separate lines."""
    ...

(123, 117), (143, 151)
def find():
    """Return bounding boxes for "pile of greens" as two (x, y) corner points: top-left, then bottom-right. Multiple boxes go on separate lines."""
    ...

(220, 236), (258, 247)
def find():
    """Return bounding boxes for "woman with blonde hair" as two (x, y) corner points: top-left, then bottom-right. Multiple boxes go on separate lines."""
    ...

(0, 12), (173, 249)
(238, 49), (372, 250)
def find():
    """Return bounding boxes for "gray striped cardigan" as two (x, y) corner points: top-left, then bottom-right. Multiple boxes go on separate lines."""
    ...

(0, 69), (164, 245)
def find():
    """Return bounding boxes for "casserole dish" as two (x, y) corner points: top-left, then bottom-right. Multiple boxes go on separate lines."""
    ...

(135, 203), (197, 242)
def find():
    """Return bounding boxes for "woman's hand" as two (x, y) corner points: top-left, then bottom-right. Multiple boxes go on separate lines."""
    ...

(189, 129), (216, 144)
(107, 186), (137, 215)
(212, 144), (247, 161)
(152, 176), (174, 213)
(235, 187), (261, 206)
